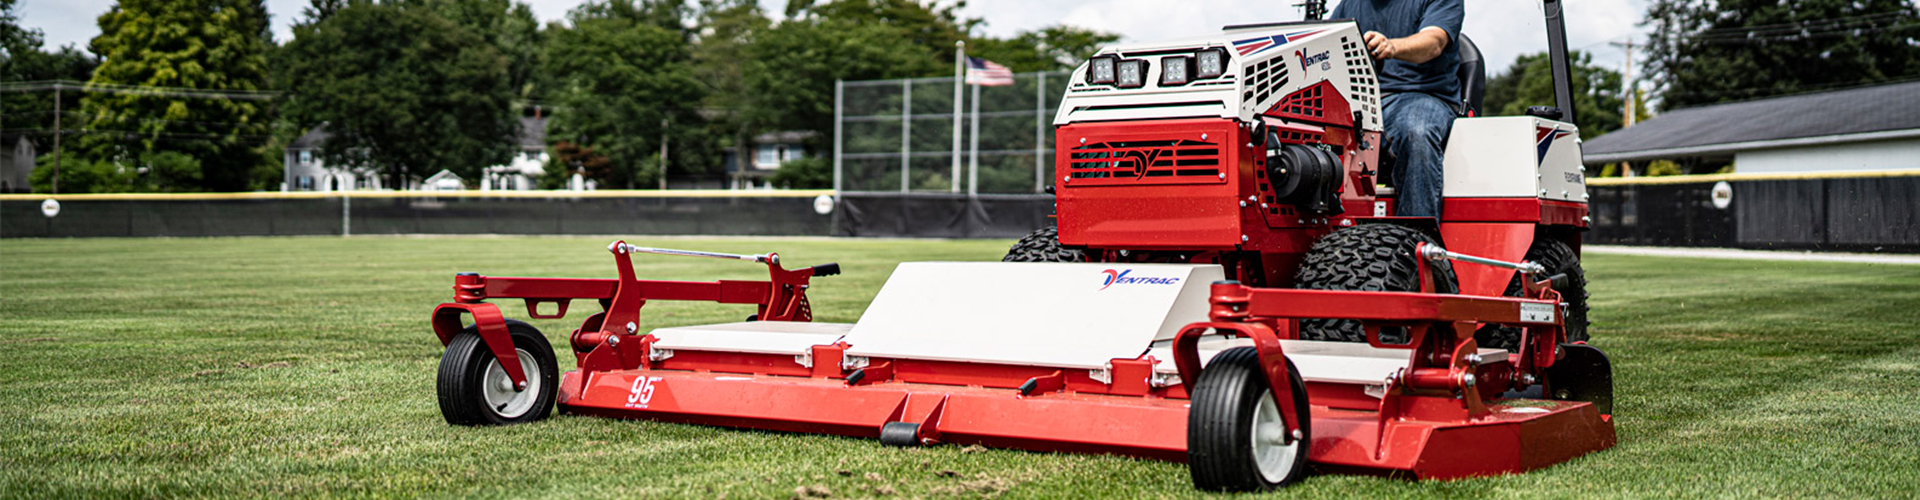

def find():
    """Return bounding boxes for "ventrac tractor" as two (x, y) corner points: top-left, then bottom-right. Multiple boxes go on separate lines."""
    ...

(427, 0), (1613, 492)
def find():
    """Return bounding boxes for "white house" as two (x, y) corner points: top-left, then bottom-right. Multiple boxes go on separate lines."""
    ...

(481, 116), (550, 191)
(284, 116), (551, 192)
(726, 130), (813, 189)
(0, 135), (35, 193)
(1584, 81), (1920, 174)
(282, 124), (385, 192)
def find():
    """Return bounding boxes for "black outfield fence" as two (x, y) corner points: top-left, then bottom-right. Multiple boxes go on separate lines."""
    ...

(1585, 171), (1920, 252)
(4, 170), (1917, 252)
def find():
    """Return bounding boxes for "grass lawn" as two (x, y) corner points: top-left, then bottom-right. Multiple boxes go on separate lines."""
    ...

(2, 236), (1918, 499)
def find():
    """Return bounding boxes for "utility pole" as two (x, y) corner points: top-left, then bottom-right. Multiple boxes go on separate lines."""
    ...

(1296, 0), (1327, 20)
(52, 82), (62, 194)
(1609, 39), (1636, 128)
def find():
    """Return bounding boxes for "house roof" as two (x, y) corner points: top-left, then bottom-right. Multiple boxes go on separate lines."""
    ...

(518, 116), (546, 149)
(289, 124), (330, 149)
(755, 130), (816, 144)
(289, 117), (549, 150)
(1582, 80), (1920, 164)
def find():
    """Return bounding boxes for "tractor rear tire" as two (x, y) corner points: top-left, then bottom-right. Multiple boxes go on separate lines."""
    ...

(1003, 226), (1087, 262)
(437, 319), (559, 426)
(1294, 224), (1458, 342)
(1188, 347), (1310, 492)
(1477, 238), (1590, 350)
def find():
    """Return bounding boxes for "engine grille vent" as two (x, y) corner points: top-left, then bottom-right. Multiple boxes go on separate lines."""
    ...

(1067, 139), (1223, 185)
(1341, 36), (1380, 126)
(1242, 57), (1291, 109)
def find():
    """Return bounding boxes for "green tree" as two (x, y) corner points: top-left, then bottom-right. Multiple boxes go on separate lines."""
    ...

(78, 0), (275, 192)
(543, 0), (704, 189)
(1644, 0), (1920, 109)
(967, 25), (1118, 73)
(692, 0), (771, 181)
(793, 0), (975, 72)
(1, 0), (99, 193)
(743, 15), (942, 145)
(396, 0), (545, 101)
(278, 1), (515, 188)
(1482, 51), (1625, 139)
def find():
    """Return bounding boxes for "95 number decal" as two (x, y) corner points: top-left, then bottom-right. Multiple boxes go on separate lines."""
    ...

(625, 376), (664, 408)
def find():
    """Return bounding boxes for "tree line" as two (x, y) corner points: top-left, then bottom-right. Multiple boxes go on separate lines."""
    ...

(1, 0), (1114, 193)
(4, 0), (1918, 192)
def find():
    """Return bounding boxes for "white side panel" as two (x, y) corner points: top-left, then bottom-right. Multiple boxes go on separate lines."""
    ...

(648, 321), (852, 356)
(843, 262), (1224, 369)
(1734, 138), (1920, 173)
(1442, 116), (1586, 202)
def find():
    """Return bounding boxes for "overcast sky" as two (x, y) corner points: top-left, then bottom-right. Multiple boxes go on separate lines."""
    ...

(18, 0), (1652, 78)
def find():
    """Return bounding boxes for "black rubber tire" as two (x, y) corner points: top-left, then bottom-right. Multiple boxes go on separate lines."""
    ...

(436, 319), (559, 426)
(1002, 226), (1088, 262)
(1188, 347), (1311, 492)
(1477, 238), (1590, 350)
(879, 422), (921, 447)
(1294, 224), (1458, 342)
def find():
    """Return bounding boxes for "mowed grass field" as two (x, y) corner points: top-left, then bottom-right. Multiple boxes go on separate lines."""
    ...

(2, 236), (1918, 499)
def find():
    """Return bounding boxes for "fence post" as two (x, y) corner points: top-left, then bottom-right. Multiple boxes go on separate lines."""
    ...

(902, 79), (912, 192)
(341, 192), (351, 237)
(834, 79), (844, 193)
(968, 83), (980, 196)
(1035, 72), (1046, 193)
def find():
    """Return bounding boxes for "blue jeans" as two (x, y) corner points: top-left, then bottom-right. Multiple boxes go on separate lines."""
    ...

(1382, 92), (1455, 218)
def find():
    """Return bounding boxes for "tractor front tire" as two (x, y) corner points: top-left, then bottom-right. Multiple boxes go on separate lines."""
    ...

(437, 319), (559, 426)
(1003, 226), (1087, 262)
(1295, 224), (1458, 342)
(1477, 238), (1590, 350)
(1188, 347), (1311, 492)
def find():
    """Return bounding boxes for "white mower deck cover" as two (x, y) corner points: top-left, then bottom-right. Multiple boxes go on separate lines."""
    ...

(841, 262), (1224, 369)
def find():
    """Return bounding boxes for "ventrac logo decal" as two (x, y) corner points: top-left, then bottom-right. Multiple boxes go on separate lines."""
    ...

(1297, 50), (1330, 72)
(1535, 126), (1574, 166)
(1117, 149), (1163, 178)
(1099, 269), (1182, 290)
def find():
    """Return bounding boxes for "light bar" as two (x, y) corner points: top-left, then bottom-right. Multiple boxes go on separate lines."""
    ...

(1116, 59), (1147, 88)
(1196, 48), (1229, 79)
(1160, 55), (1192, 86)
(1088, 56), (1117, 84)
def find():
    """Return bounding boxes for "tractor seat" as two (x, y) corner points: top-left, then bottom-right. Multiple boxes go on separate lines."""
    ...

(1452, 33), (1486, 117)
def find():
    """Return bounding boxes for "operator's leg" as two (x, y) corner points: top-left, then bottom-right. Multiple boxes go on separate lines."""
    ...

(1382, 92), (1455, 218)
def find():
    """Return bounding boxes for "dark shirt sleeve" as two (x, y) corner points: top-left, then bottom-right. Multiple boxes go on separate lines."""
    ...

(1330, 1), (1347, 19)
(1419, 0), (1465, 42)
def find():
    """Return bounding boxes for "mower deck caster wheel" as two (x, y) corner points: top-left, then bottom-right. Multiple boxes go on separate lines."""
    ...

(879, 422), (921, 447)
(1187, 347), (1310, 492)
(436, 319), (559, 426)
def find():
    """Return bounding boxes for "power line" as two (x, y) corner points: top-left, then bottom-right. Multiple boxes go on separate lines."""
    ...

(0, 80), (282, 100)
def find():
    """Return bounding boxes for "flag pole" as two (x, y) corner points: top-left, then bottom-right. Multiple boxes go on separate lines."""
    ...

(968, 82), (980, 196)
(951, 40), (965, 193)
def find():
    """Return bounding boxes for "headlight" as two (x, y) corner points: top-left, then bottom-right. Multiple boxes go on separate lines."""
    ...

(1160, 56), (1191, 86)
(1088, 56), (1117, 85)
(1196, 48), (1228, 79)
(1116, 59), (1147, 88)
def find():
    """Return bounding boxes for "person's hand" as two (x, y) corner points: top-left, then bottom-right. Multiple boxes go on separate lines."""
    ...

(1363, 31), (1398, 60)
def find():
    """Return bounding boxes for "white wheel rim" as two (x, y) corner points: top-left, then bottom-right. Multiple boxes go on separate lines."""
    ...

(1251, 391), (1300, 483)
(482, 348), (541, 419)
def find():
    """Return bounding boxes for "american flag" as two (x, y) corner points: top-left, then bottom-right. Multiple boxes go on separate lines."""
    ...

(966, 57), (1015, 86)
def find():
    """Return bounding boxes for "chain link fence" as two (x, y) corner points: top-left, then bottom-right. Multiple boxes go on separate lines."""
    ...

(834, 72), (1071, 194)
